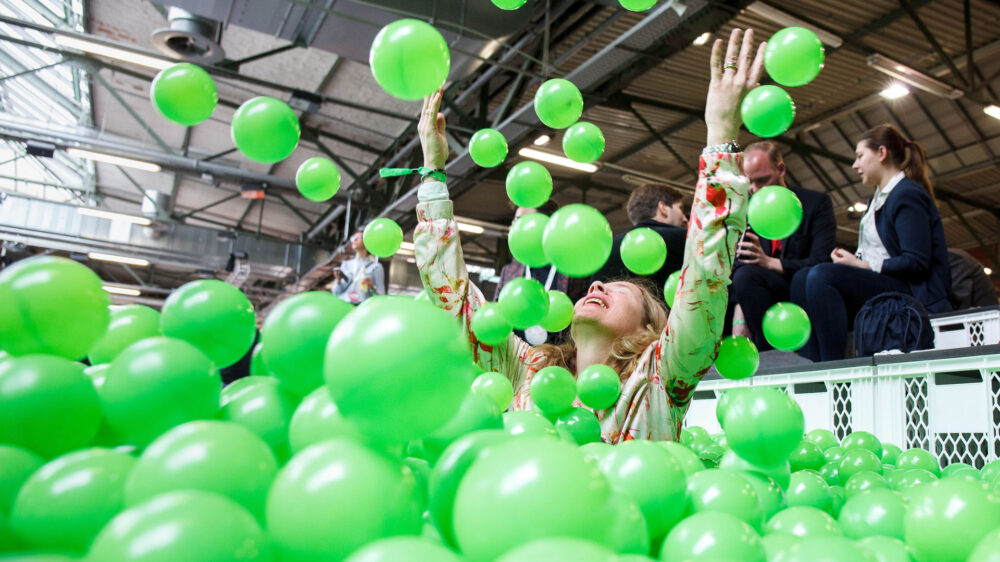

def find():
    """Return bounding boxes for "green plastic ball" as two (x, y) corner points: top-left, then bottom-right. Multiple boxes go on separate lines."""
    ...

(0, 256), (110, 360)
(841, 431), (883, 459)
(540, 290), (574, 332)
(534, 78), (583, 129)
(789, 440), (826, 472)
(786, 470), (833, 514)
(295, 157), (341, 202)
(498, 277), (549, 330)
(529, 365), (576, 416)
(895, 448), (940, 476)
(555, 407), (603, 445)
(220, 376), (300, 453)
(287, 386), (362, 454)
(471, 302), (513, 345)
(970, 529), (1000, 562)
(806, 428), (840, 451)
(663, 269), (681, 307)
(422, 392), (503, 460)
(620, 227), (667, 275)
(562, 122), (605, 164)
(714, 335), (760, 380)
(0, 445), (42, 514)
(542, 204), (613, 277)
(471, 371), (514, 411)
(88, 305), (160, 365)
(363, 217), (403, 258)
(369, 19), (450, 101)
(324, 298), (474, 442)
(722, 386), (804, 466)
(508, 212), (551, 268)
(0, 355), (101, 458)
(576, 363), (620, 410)
(765, 506), (841, 538)
(748, 185), (803, 240)
(498, 538), (616, 562)
(762, 302), (811, 351)
(860, 536), (915, 562)
(839, 449), (883, 484)
(260, 291), (352, 396)
(741, 85), (796, 138)
(150, 63), (217, 126)
(503, 410), (558, 438)
(838, 487), (903, 540)
(469, 128), (508, 168)
(506, 161), (553, 209)
(904, 479), (1000, 562)
(231, 96), (300, 163)
(686, 469), (764, 529)
(661, 511), (766, 561)
(492, 0), (528, 9)
(161, 279), (256, 368)
(764, 27), (825, 87)
(599, 440), (687, 541)
(346, 537), (462, 562)
(619, 0), (658, 12)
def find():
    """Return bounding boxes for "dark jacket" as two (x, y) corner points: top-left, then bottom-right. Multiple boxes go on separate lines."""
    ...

(593, 218), (687, 298)
(746, 185), (836, 279)
(874, 178), (952, 313)
(948, 249), (997, 310)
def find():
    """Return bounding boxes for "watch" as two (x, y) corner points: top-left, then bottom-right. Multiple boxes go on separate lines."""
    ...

(702, 141), (741, 155)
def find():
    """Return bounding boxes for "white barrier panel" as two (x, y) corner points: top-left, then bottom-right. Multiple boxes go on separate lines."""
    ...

(686, 348), (1000, 469)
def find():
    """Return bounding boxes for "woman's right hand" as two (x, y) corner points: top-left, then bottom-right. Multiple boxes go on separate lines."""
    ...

(418, 89), (449, 172)
(705, 28), (766, 146)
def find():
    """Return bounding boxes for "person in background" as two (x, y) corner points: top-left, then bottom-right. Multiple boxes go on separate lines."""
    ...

(731, 141), (836, 350)
(791, 124), (952, 362)
(332, 230), (385, 305)
(593, 183), (688, 301)
(947, 248), (997, 309)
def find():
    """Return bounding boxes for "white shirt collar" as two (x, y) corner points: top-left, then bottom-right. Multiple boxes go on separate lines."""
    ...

(871, 171), (906, 212)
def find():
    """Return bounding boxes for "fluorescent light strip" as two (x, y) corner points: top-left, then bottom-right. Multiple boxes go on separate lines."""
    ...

(66, 148), (162, 173)
(533, 135), (551, 146)
(518, 148), (598, 173)
(692, 32), (711, 46)
(867, 54), (963, 99)
(400, 241), (415, 251)
(879, 84), (910, 99)
(88, 252), (150, 267)
(985, 105), (1000, 121)
(103, 285), (142, 296)
(457, 222), (485, 234)
(54, 35), (174, 70)
(77, 207), (152, 226)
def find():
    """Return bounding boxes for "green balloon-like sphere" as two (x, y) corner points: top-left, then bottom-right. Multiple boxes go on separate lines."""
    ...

(88, 304), (160, 365)
(543, 204), (613, 277)
(498, 277), (549, 330)
(722, 386), (804, 466)
(620, 227), (667, 275)
(715, 336), (760, 380)
(160, 279), (256, 368)
(295, 157), (340, 202)
(576, 363), (620, 410)
(0, 255), (110, 360)
(492, 0), (528, 9)
(231, 96), (300, 163)
(534, 78), (584, 129)
(287, 387), (362, 454)
(748, 185), (803, 240)
(150, 63), (218, 126)
(508, 212), (551, 268)
(220, 376), (300, 453)
(540, 290), (574, 332)
(370, 19), (451, 101)
(765, 27), (825, 87)
(506, 161), (553, 209)
(562, 122), (605, 164)
(619, 0), (658, 12)
(529, 365), (576, 416)
(324, 298), (474, 442)
(904, 479), (1000, 562)
(363, 217), (403, 258)
(471, 302), (513, 346)
(762, 302), (811, 351)
(663, 269), (681, 308)
(741, 85), (796, 138)
(555, 408), (603, 445)
(471, 371), (514, 411)
(469, 128), (509, 168)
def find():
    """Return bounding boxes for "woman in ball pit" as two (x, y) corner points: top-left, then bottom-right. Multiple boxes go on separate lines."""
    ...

(413, 28), (765, 443)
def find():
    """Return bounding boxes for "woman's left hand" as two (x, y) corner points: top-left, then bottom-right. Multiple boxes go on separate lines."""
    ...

(418, 89), (449, 171)
(831, 248), (869, 269)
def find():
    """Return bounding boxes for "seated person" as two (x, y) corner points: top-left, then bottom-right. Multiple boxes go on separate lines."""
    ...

(948, 248), (997, 309)
(332, 230), (385, 305)
(412, 28), (763, 441)
(791, 125), (952, 362)
(593, 182), (688, 300)
(731, 141), (836, 350)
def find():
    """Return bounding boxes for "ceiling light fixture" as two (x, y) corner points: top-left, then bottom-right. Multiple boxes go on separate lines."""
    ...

(867, 54), (964, 99)
(692, 32), (711, 46)
(87, 252), (150, 267)
(986, 267), (993, 276)
(985, 105), (1000, 121)
(518, 148), (598, 173)
(66, 148), (162, 173)
(745, 2), (843, 47)
(879, 84), (910, 100)
(533, 135), (551, 146)
(457, 222), (485, 234)
(77, 207), (153, 226)
(399, 241), (415, 251)
(103, 285), (142, 296)
(54, 35), (174, 70)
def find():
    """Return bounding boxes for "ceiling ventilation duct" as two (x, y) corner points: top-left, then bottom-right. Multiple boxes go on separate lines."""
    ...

(151, 7), (226, 64)
(160, 0), (534, 79)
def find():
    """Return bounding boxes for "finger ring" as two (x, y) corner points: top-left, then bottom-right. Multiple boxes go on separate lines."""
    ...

(723, 61), (738, 70)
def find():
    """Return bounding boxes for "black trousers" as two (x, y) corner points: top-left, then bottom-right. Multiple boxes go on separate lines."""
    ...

(731, 264), (791, 352)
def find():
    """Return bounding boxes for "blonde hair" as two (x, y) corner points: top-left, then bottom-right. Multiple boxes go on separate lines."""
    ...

(536, 277), (669, 380)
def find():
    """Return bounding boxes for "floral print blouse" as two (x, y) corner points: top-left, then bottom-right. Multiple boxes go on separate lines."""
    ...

(414, 153), (749, 443)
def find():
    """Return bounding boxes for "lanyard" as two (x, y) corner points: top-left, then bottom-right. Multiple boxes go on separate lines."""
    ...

(524, 265), (557, 291)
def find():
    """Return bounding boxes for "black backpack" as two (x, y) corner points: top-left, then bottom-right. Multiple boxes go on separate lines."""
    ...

(854, 292), (934, 357)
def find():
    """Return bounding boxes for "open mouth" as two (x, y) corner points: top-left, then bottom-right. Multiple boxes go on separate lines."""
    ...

(583, 296), (608, 309)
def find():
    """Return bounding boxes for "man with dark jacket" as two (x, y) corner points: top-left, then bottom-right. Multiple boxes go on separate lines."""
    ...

(732, 141), (836, 350)
(593, 182), (688, 300)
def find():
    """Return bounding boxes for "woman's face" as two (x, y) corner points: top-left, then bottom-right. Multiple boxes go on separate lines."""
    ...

(573, 281), (646, 336)
(852, 141), (884, 187)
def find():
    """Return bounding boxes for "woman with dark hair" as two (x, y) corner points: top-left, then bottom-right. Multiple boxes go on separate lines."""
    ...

(413, 29), (764, 442)
(791, 124), (951, 362)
